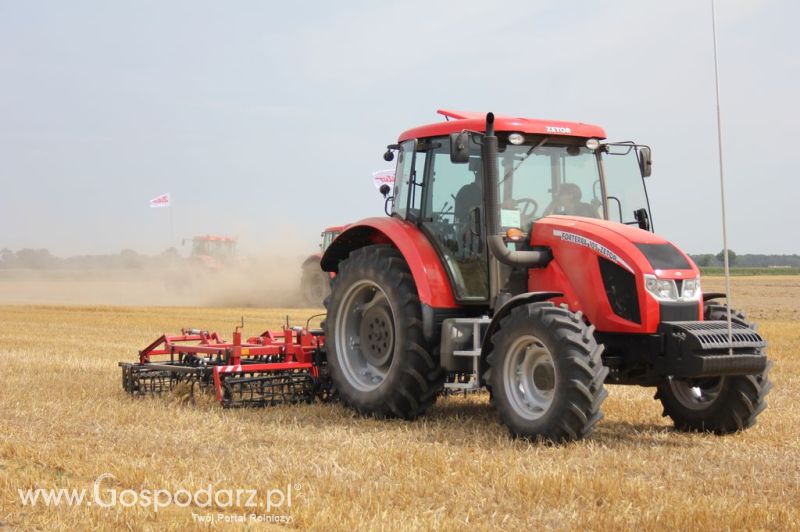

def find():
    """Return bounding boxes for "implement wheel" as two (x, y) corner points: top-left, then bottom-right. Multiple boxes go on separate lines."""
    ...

(655, 303), (772, 434)
(325, 245), (443, 419)
(486, 303), (608, 443)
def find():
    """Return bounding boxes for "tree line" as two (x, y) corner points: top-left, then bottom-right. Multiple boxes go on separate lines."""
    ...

(690, 250), (800, 268)
(0, 248), (182, 270)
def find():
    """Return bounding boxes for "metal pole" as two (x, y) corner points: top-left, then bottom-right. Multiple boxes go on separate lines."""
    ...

(169, 200), (174, 249)
(711, 0), (734, 353)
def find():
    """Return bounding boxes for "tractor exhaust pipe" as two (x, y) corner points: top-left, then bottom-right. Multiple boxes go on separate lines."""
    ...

(482, 113), (551, 268)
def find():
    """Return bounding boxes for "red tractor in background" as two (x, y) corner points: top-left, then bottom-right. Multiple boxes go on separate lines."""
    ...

(320, 109), (771, 442)
(184, 235), (238, 270)
(301, 227), (344, 306)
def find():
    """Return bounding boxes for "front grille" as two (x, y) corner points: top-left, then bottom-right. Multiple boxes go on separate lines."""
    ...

(599, 257), (640, 324)
(670, 320), (765, 349)
(659, 301), (700, 321)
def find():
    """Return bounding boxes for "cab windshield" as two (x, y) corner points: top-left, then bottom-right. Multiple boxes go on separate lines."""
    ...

(496, 139), (604, 231)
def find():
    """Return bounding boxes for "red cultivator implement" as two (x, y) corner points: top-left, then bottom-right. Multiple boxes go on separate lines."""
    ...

(120, 318), (334, 407)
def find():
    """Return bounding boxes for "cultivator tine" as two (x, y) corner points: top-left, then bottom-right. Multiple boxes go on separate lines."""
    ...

(221, 372), (315, 408)
(120, 363), (208, 397)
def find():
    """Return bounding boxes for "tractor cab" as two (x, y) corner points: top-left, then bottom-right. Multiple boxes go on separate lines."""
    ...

(389, 111), (653, 306)
(185, 235), (237, 269)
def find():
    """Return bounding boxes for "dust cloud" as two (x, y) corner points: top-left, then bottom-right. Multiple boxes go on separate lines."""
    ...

(0, 255), (318, 308)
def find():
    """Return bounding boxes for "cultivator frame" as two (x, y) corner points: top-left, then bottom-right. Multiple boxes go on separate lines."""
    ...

(120, 320), (332, 407)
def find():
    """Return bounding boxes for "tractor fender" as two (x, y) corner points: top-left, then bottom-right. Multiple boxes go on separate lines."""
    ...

(480, 291), (563, 357)
(320, 217), (458, 308)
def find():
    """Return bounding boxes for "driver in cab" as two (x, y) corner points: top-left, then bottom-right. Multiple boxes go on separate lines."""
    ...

(543, 183), (600, 218)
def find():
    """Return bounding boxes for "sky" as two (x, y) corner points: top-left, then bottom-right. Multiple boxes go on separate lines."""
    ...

(1, 0), (797, 256)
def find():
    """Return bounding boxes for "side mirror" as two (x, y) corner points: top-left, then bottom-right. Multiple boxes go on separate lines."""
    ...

(638, 146), (652, 177)
(634, 208), (651, 231)
(379, 184), (391, 198)
(383, 143), (400, 162)
(449, 132), (470, 164)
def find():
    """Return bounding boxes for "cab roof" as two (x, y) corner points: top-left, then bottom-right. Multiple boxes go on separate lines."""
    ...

(398, 109), (607, 142)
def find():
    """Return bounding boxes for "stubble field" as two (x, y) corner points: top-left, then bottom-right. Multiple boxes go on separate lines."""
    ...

(0, 276), (798, 530)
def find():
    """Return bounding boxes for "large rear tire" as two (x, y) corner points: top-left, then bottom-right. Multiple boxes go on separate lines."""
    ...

(655, 303), (772, 433)
(486, 302), (608, 443)
(324, 245), (443, 419)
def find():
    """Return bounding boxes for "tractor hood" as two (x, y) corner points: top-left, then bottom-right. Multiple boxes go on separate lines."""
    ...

(529, 215), (701, 334)
(531, 215), (699, 278)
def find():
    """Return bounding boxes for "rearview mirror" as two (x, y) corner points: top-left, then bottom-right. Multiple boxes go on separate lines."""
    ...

(634, 208), (651, 231)
(450, 132), (470, 164)
(638, 146), (652, 177)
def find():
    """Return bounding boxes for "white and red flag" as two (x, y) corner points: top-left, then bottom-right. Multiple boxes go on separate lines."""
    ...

(372, 169), (395, 194)
(149, 193), (171, 208)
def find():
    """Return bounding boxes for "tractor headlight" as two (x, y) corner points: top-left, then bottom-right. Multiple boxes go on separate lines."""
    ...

(681, 278), (701, 301)
(644, 275), (679, 300)
(644, 274), (701, 302)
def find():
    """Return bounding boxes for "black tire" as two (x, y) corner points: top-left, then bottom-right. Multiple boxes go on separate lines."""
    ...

(486, 302), (608, 443)
(301, 262), (330, 307)
(324, 245), (444, 419)
(655, 302), (772, 434)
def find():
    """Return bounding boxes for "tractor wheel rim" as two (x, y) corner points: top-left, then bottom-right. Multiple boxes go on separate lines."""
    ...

(335, 280), (395, 392)
(668, 377), (724, 410)
(503, 335), (556, 421)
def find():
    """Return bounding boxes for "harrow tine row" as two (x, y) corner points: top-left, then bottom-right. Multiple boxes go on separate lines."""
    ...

(221, 372), (315, 408)
(121, 363), (209, 396)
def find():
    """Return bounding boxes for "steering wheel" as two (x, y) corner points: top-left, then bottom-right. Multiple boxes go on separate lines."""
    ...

(513, 198), (538, 221)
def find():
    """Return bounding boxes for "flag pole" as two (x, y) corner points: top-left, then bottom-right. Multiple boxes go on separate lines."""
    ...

(711, 0), (734, 353)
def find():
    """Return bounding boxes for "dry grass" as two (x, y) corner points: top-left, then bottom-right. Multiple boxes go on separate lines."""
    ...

(1, 277), (799, 530)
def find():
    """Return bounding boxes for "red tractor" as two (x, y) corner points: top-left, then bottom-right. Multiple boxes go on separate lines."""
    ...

(320, 109), (771, 442)
(301, 226), (344, 306)
(184, 235), (238, 269)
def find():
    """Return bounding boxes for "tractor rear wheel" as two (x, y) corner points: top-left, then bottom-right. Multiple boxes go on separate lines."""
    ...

(655, 303), (772, 434)
(301, 262), (330, 307)
(486, 302), (608, 443)
(325, 245), (443, 419)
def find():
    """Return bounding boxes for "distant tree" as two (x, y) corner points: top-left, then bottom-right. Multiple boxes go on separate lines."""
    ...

(716, 249), (737, 266)
(14, 249), (60, 269)
(694, 254), (714, 267)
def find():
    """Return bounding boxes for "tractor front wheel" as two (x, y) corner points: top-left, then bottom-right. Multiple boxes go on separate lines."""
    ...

(486, 302), (608, 443)
(325, 245), (443, 419)
(655, 303), (772, 434)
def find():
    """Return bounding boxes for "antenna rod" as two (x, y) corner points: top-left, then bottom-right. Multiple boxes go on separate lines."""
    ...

(711, 0), (734, 352)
